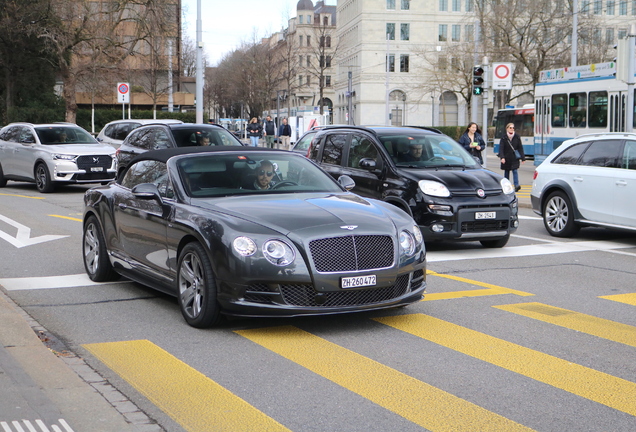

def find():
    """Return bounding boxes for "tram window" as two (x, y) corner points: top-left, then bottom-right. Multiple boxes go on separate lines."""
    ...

(588, 91), (608, 128)
(623, 140), (636, 170)
(569, 93), (587, 128)
(579, 140), (621, 167)
(551, 94), (567, 127)
(552, 142), (589, 165)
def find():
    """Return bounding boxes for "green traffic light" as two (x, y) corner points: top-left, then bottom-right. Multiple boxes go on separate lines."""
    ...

(473, 87), (483, 95)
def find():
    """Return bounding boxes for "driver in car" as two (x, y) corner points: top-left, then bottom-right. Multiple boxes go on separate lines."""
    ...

(404, 142), (423, 162)
(252, 160), (276, 190)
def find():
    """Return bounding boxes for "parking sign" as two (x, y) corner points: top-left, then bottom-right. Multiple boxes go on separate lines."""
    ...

(117, 82), (130, 103)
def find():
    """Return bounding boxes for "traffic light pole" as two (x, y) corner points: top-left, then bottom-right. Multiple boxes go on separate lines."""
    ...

(482, 57), (489, 168)
(627, 24), (635, 132)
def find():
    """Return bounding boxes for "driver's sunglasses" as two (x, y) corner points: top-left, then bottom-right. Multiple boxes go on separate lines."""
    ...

(258, 170), (274, 176)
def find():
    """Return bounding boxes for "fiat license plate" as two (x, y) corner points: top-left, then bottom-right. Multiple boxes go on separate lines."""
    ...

(341, 275), (376, 289)
(475, 211), (496, 219)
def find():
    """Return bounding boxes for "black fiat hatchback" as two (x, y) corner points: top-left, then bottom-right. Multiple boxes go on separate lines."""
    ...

(307, 126), (519, 247)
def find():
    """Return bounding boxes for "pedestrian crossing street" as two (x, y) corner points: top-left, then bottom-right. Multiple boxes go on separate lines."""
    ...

(83, 276), (636, 432)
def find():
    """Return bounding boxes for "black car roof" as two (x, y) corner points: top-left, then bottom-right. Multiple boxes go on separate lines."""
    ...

(314, 125), (443, 136)
(127, 146), (288, 166)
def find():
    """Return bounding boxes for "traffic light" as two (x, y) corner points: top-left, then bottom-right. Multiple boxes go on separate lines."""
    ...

(473, 66), (484, 95)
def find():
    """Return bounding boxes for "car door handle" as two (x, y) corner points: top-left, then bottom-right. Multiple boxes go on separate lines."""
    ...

(573, 177), (583, 182)
(118, 203), (127, 209)
(616, 180), (627, 186)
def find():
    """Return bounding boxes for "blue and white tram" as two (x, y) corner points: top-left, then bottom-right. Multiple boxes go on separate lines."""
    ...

(534, 62), (636, 165)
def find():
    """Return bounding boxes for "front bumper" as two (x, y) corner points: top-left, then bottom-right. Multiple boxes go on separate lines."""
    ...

(51, 159), (117, 183)
(414, 195), (518, 241)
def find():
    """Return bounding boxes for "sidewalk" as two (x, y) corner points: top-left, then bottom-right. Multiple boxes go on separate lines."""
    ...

(0, 290), (162, 432)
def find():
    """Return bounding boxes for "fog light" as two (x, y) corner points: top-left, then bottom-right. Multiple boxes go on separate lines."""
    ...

(431, 224), (444, 233)
(513, 220), (519, 228)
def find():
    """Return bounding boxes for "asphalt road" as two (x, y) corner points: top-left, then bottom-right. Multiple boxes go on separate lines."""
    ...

(0, 172), (635, 432)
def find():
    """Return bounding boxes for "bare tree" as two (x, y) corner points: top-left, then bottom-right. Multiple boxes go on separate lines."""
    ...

(38, 0), (178, 123)
(305, 21), (339, 115)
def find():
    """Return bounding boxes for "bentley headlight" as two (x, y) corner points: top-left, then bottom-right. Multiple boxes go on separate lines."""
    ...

(233, 236), (256, 256)
(412, 225), (423, 244)
(53, 154), (76, 161)
(399, 230), (415, 256)
(418, 180), (451, 197)
(501, 178), (515, 195)
(263, 239), (295, 266)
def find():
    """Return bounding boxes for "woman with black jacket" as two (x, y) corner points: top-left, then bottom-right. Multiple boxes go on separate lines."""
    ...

(458, 122), (486, 164)
(497, 122), (525, 192)
(246, 117), (262, 147)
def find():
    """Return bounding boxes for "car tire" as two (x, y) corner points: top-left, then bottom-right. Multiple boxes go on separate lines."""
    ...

(83, 215), (118, 282)
(35, 163), (55, 193)
(480, 235), (510, 248)
(0, 164), (7, 187)
(543, 191), (580, 238)
(177, 242), (222, 328)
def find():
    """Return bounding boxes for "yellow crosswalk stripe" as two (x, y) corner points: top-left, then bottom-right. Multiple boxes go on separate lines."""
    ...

(83, 340), (290, 432)
(599, 292), (636, 306)
(236, 326), (534, 432)
(493, 302), (636, 348)
(424, 270), (534, 300)
(375, 314), (636, 416)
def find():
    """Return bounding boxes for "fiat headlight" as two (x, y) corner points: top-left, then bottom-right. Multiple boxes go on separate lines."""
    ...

(501, 178), (515, 195)
(399, 230), (416, 256)
(233, 236), (256, 256)
(418, 180), (451, 197)
(263, 239), (295, 266)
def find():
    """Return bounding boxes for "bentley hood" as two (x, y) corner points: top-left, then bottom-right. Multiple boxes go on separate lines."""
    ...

(193, 192), (406, 235)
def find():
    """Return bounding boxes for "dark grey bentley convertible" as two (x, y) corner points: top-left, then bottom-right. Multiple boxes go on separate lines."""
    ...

(82, 146), (426, 327)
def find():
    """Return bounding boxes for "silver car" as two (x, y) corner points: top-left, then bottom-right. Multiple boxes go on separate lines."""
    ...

(531, 132), (636, 237)
(0, 123), (117, 193)
(96, 119), (183, 149)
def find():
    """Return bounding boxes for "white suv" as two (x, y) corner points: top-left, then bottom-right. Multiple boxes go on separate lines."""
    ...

(531, 133), (636, 237)
(0, 123), (117, 193)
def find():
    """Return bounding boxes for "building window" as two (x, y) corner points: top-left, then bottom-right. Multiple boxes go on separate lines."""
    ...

(386, 23), (395, 40)
(439, 0), (448, 11)
(606, 28), (614, 44)
(401, 24), (410, 40)
(299, 55), (303, 65)
(593, 28), (602, 44)
(581, 0), (591, 12)
(452, 0), (461, 11)
(387, 0), (396, 9)
(306, 75), (310, 86)
(465, 24), (474, 41)
(325, 76), (332, 87)
(439, 24), (448, 42)
(299, 75), (303, 86)
(400, 55), (409, 72)
(326, 55), (332, 67)
(307, 35), (311, 46)
(299, 35), (303, 46)
(326, 36), (331, 47)
(438, 56), (448, 71)
(307, 57), (311, 67)
(307, 15), (312, 24)
(466, 0), (473, 11)
(619, 28), (627, 38)
(632, 0), (636, 14)
(401, 0), (410, 9)
(452, 25), (460, 42)
(607, 0), (615, 13)
(299, 15), (304, 24)
(386, 54), (395, 72)
(594, 0), (602, 13)
(323, 16), (329, 25)
(620, 0), (627, 14)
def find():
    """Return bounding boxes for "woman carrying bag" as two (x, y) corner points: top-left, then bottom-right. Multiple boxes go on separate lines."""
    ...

(497, 122), (525, 192)
(458, 122), (486, 164)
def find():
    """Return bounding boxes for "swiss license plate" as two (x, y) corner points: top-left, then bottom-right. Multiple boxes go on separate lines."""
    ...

(475, 211), (496, 219)
(91, 167), (104, 172)
(341, 275), (376, 289)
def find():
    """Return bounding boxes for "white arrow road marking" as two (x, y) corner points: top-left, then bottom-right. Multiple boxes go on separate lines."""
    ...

(0, 214), (69, 248)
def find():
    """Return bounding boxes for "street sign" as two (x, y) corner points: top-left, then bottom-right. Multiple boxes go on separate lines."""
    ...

(492, 63), (513, 89)
(117, 82), (130, 103)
